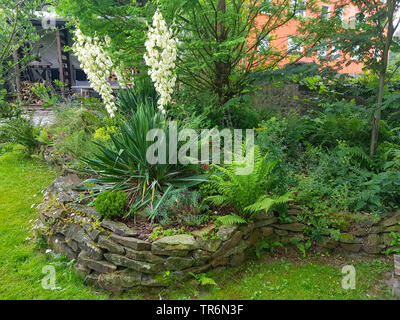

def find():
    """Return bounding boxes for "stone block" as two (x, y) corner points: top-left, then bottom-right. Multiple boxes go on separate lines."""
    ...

(98, 235), (125, 255)
(110, 233), (151, 251)
(101, 219), (137, 237)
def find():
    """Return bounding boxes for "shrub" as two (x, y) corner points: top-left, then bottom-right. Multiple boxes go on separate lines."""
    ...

(82, 103), (206, 215)
(94, 191), (128, 219)
(146, 188), (207, 225)
(117, 77), (158, 116)
(0, 117), (41, 153)
(206, 144), (292, 219)
(296, 141), (400, 213)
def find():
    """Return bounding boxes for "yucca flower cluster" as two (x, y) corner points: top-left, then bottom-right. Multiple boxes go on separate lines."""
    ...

(72, 28), (118, 117)
(144, 9), (178, 114)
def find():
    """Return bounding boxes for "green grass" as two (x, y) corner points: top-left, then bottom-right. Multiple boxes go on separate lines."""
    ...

(0, 151), (107, 300)
(0, 150), (395, 300)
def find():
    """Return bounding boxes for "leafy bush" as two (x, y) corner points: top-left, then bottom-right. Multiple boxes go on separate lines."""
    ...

(147, 188), (208, 225)
(94, 191), (128, 219)
(52, 104), (106, 134)
(206, 144), (292, 219)
(50, 104), (109, 160)
(0, 117), (41, 153)
(296, 141), (400, 213)
(55, 129), (99, 160)
(117, 77), (158, 116)
(82, 103), (206, 215)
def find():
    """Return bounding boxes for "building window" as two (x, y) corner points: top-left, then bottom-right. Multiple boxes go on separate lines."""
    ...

(258, 37), (270, 53)
(331, 45), (340, 60)
(291, 0), (306, 17)
(321, 5), (330, 19)
(335, 7), (344, 21)
(351, 45), (361, 61)
(287, 37), (303, 55)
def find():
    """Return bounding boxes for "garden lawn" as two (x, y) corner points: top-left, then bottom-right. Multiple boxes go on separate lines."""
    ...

(0, 151), (107, 300)
(0, 152), (395, 300)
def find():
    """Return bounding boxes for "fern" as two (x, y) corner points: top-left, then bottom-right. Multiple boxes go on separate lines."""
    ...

(216, 214), (247, 225)
(207, 145), (280, 212)
(245, 193), (293, 218)
(189, 273), (217, 286)
(206, 144), (292, 218)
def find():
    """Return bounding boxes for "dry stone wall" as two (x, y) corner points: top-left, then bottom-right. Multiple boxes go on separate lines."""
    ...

(37, 175), (400, 293)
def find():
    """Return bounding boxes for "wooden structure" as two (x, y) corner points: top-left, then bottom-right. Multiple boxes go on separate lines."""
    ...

(55, 29), (72, 97)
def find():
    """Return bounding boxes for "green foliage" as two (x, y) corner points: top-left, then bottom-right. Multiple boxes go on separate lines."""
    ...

(0, 0), (45, 96)
(296, 140), (400, 213)
(255, 238), (284, 258)
(146, 188), (207, 225)
(0, 117), (41, 153)
(31, 82), (59, 107)
(382, 229), (400, 255)
(148, 225), (187, 241)
(49, 104), (107, 161)
(0, 102), (22, 119)
(117, 77), (158, 116)
(216, 214), (247, 225)
(52, 104), (106, 134)
(94, 191), (128, 219)
(159, 0), (312, 108)
(82, 103), (206, 214)
(189, 273), (217, 287)
(207, 145), (291, 218)
(55, 0), (153, 75)
(291, 239), (312, 259)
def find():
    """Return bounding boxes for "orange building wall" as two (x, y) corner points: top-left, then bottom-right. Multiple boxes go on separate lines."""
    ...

(256, 0), (364, 74)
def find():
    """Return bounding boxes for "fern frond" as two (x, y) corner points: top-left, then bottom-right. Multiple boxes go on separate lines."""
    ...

(245, 193), (292, 217)
(216, 214), (247, 225)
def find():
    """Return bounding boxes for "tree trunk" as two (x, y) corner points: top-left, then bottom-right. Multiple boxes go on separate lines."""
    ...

(13, 49), (21, 102)
(369, 0), (395, 156)
(370, 74), (385, 156)
(215, 0), (229, 105)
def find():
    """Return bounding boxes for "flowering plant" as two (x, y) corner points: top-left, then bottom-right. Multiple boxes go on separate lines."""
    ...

(72, 28), (125, 117)
(144, 9), (178, 114)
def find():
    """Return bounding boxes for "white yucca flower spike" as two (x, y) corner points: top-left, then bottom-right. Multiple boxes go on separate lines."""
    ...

(72, 28), (126, 117)
(144, 9), (178, 113)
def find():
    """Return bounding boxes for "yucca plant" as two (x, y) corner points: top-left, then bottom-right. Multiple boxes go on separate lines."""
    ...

(81, 102), (206, 215)
(206, 144), (292, 221)
(117, 77), (158, 116)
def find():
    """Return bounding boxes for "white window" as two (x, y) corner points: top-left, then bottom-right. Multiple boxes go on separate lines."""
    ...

(287, 37), (303, 55)
(258, 37), (270, 53)
(321, 5), (330, 19)
(318, 47), (326, 59)
(291, 0), (307, 17)
(351, 45), (361, 61)
(336, 7), (344, 21)
(331, 45), (340, 59)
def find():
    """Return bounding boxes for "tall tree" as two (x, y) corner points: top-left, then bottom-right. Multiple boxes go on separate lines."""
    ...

(299, 0), (400, 156)
(159, 0), (320, 108)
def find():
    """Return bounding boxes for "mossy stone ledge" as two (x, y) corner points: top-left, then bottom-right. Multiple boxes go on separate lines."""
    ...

(37, 174), (400, 292)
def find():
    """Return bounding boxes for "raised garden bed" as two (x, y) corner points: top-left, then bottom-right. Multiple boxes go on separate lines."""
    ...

(36, 174), (400, 293)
